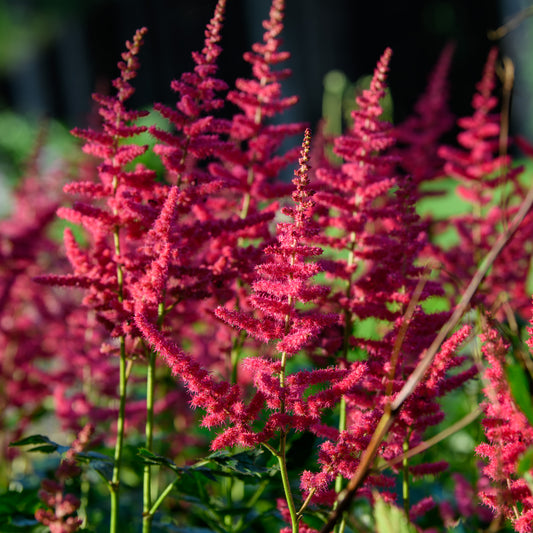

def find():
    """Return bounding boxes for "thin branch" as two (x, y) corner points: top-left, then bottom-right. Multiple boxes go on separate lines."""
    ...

(379, 406), (483, 471)
(385, 263), (433, 397)
(488, 6), (533, 40)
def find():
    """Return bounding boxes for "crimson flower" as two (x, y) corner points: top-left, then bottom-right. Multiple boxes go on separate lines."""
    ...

(476, 326), (533, 532)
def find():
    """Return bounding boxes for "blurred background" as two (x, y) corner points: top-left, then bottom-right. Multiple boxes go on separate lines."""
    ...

(0, 0), (532, 200)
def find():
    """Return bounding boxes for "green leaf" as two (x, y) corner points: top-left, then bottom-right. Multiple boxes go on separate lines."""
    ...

(506, 363), (533, 425)
(9, 435), (68, 455)
(137, 448), (216, 480)
(374, 496), (417, 533)
(138, 447), (177, 468)
(206, 449), (274, 478)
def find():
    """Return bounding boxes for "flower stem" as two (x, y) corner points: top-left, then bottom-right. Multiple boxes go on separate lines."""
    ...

(402, 438), (410, 517)
(110, 220), (127, 533)
(334, 233), (356, 533)
(142, 346), (156, 533)
(142, 302), (165, 533)
(333, 395), (347, 533)
(278, 350), (299, 532)
(277, 431), (299, 533)
(110, 334), (127, 533)
(149, 477), (180, 516)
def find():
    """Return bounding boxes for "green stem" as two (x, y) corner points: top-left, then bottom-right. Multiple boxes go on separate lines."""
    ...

(334, 396), (347, 499)
(334, 232), (356, 533)
(230, 330), (246, 384)
(149, 477), (180, 516)
(142, 302), (165, 533)
(333, 396), (347, 533)
(277, 431), (299, 533)
(110, 334), (127, 533)
(110, 217), (127, 533)
(402, 438), (410, 518)
(278, 350), (299, 533)
(79, 470), (90, 529)
(142, 347), (156, 533)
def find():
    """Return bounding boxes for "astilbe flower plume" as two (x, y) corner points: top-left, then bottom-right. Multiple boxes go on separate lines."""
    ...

(304, 49), (476, 513)
(437, 47), (532, 318)
(314, 48), (398, 285)
(136, 0), (307, 388)
(209, 0), (306, 214)
(213, 129), (355, 453)
(150, 0), (230, 187)
(476, 325), (533, 532)
(0, 133), (143, 452)
(37, 27), (160, 338)
(204, 0), (308, 329)
(34, 28), (193, 442)
(141, 0), (276, 380)
(0, 142), (81, 466)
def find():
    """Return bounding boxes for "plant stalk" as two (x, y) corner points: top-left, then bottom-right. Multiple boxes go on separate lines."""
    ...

(142, 347), (156, 533)
(110, 334), (127, 533)
(143, 301), (165, 533)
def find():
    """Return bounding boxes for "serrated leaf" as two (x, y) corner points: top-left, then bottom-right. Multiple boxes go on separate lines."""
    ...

(506, 363), (533, 425)
(77, 450), (113, 462)
(88, 459), (114, 482)
(9, 435), (69, 455)
(374, 496), (417, 533)
(206, 448), (273, 478)
(137, 448), (217, 481)
(138, 447), (177, 468)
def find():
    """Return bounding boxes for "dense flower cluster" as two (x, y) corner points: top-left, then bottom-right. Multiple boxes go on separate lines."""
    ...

(3, 3), (533, 533)
(299, 49), (477, 514)
(437, 48), (532, 317)
(476, 327), (533, 532)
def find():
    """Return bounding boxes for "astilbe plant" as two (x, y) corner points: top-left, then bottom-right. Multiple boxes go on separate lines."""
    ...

(33, 27), (192, 533)
(209, 0), (305, 223)
(302, 49), (477, 526)
(6, 5), (533, 533)
(476, 324), (533, 532)
(437, 47), (533, 319)
(146, 0), (278, 384)
(214, 128), (364, 531)
(150, 0), (230, 188)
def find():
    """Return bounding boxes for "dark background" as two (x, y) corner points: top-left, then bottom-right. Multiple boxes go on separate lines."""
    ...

(0, 0), (531, 137)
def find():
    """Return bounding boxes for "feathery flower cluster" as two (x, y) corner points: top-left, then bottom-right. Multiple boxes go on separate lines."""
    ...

(437, 47), (531, 317)
(210, 0), (305, 212)
(476, 326), (533, 532)
(213, 129), (353, 452)
(0, 157), (72, 463)
(4, 5), (533, 533)
(39, 27), (158, 338)
(301, 49), (477, 515)
(150, 0), (230, 186)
